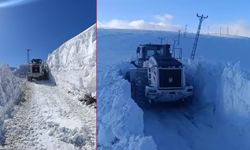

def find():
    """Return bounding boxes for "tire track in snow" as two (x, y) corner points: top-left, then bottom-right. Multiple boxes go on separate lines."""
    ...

(3, 81), (95, 150)
(143, 103), (250, 150)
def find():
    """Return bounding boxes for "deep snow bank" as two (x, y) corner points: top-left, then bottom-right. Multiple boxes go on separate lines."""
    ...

(98, 28), (250, 149)
(99, 59), (250, 150)
(13, 64), (29, 78)
(98, 62), (157, 150)
(0, 65), (23, 144)
(146, 59), (250, 150)
(47, 24), (96, 96)
(186, 59), (250, 120)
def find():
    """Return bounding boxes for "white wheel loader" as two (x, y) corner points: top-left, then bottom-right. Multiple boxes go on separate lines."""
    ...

(127, 44), (193, 108)
(27, 59), (49, 81)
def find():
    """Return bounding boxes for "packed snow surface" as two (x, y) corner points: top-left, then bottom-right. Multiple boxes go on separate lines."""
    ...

(3, 81), (95, 149)
(98, 29), (250, 150)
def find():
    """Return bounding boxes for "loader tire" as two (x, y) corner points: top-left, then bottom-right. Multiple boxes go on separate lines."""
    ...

(135, 84), (149, 109)
(43, 71), (49, 80)
(131, 78), (149, 109)
(131, 81), (136, 100)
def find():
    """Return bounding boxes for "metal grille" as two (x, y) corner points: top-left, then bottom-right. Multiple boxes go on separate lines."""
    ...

(32, 65), (40, 73)
(159, 69), (182, 88)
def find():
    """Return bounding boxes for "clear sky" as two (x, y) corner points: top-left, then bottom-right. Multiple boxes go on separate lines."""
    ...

(98, 0), (250, 37)
(0, 0), (96, 67)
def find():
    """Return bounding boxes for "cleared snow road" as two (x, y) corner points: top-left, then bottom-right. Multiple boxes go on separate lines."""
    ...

(144, 103), (250, 150)
(3, 81), (96, 150)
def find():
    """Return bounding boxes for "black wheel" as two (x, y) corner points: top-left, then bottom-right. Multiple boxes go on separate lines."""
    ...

(134, 82), (149, 109)
(43, 71), (49, 80)
(131, 70), (150, 109)
(131, 81), (136, 100)
(125, 71), (130, 81)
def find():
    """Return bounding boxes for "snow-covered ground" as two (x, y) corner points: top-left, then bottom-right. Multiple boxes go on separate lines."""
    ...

(98, 29), (250, 150)
(0, 24), (96, 149)
(3, 81), (95, 150)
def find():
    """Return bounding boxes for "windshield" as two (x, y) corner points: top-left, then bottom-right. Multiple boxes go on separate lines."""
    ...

(144, 47), (165, 59)
(32, 59), (42, 64)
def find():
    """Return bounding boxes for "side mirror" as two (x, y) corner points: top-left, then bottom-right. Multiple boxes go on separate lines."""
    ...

(136, 47), (140, 54)
(130, 60), (135, 64)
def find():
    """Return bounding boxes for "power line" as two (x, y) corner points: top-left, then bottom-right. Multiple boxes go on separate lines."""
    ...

(177, 30), (181, 45)
(184, 25), (187, 37)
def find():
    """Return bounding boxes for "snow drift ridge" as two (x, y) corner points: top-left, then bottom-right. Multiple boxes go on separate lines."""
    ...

(187, 60), (250, 119)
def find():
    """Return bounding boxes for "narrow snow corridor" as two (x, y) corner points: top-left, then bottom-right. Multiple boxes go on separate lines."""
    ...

(3, 81), (96, 150)
(144, 104), (250, 150)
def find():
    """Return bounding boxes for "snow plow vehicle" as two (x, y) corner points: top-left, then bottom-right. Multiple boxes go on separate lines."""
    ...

(27, 59), (49, 81)
(127, 44), (193, 107)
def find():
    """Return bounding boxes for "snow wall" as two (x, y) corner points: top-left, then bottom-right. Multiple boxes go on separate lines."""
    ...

(186, 59), (250, 121)
(47, 24), (96, 96)
(98, 59), (250, 149)
(0, 65), (23, 144)
(98, 62), (157, 150)
(13, 64), (29, 78)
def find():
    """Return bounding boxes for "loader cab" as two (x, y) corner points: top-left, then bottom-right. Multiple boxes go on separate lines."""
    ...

(136, 44), (171, 61)
(129, 43), (193, 106)
(30, 59), (43, 73)
(31, 59), (42, 64)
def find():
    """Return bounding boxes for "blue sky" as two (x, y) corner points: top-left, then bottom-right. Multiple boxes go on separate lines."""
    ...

(98, 0), (250, 36)
(0, 0), (96, 67)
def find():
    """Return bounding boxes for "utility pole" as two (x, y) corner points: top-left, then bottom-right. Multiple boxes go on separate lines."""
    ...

(220, 26), (222, 36)
(173, 39), (177, 51)
(177, 30), (181, 45)
(190, 14), (208, 60)
(26, 49), (31, 64)
(184, 25), (187, 37)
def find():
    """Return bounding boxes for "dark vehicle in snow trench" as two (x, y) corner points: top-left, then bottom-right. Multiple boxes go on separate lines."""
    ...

(27, 59), (49, 81)
(127, 44), (193, 107)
